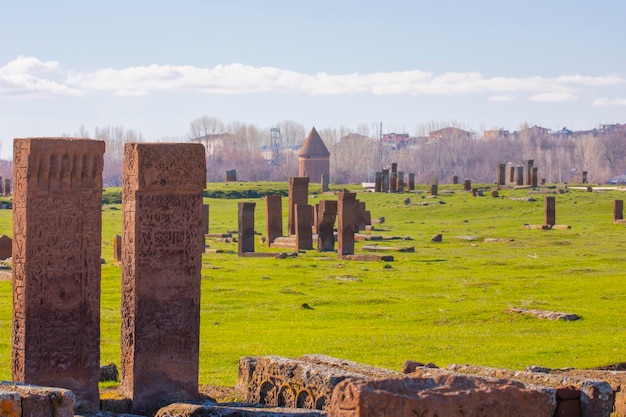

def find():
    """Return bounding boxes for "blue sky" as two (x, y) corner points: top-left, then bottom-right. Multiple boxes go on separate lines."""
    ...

(1, 0), (625, 157)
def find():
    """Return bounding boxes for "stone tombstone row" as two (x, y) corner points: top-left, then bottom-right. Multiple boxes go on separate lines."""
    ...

(12, 138), (207, 415)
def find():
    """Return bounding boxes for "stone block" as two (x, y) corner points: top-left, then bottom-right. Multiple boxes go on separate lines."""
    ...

(445, 364), (613, 417)
(327, 373), (554, 417)
(0, 381), (76, 417)
(155, 402), (324, 417)
(235, 355), (401, 411)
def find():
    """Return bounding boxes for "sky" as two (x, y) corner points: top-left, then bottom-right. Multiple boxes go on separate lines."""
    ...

(1, 0), (625, 158)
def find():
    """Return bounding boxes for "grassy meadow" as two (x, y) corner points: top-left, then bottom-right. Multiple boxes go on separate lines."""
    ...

(0, 182), (625, 388)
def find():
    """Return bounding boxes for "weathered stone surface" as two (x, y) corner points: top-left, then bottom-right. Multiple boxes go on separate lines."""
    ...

(545, 196), (556, 226)
(445, 364), (613, 417)
(361, 245), (414, 252)
(238, 202), (256, 255)
(236, 355), (402, 411)
(265, 195), (283, 247)
(551, 369), (626, 417)
(155, 402), (324, 417)
(100, 363), (119, 382)
(431, 234), (442, 242)
(12, 137), (104, 412)
(0, 234), (11, 260)
(288, 177), (309, 236)
(614, 200), (623, 223)
(295, 204), (313, 251)
(113, 234), (122, 264)
(337, 191), (356, 258)
(1, 381), (76, 417)
(327, 373), (554, 417)
(0, 389), (21, 417)
(316, 200), (336, 252)
(382, 169), (389, 193)
(121, 143), (206, 415)
(341, 254), (394, 262)
(374, 172), (382, 193)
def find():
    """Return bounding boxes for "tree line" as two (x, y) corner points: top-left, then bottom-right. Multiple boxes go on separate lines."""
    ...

(56, 118), (626, 187)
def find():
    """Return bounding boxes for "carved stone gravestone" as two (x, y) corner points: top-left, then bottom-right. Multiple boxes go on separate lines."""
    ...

(295, 204), (313, 250)
(288, 177), (309, 236)
(497, 163), (506, 186)
(265, 195), (283, 247)
(338, 191), (356, 258)
(614, 200), (623, 223)
(12, 137), (105, 412)
(238, 202), (256, 255)
(545, 196), (556, 226)
(516, 167), (524, 186)
(317, 200), (337, 252)
(120, 143), (206, 414)
(374, 172), (382, 193)
(382, 169), (389, 193)
(408, 173), (415, 191)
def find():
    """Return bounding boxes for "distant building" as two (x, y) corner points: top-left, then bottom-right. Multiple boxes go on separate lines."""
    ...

(382, 133), (411, 150)
(428, 127), (472, 143)
(190, 132), (236, 156)
(514, 125), (551, 139)
(483, 129), (511, 140)
(298, 127), (330, 183)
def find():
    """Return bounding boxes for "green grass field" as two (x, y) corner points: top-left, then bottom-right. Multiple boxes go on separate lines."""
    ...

(1, 182), (625, 388)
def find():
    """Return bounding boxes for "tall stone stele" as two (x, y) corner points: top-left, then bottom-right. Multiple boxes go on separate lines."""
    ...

(298, 127), (330, 184)
(121, 143), (206, 414)
(12, 137), (105, 412)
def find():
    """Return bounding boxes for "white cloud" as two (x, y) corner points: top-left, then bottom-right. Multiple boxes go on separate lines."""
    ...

(530, 93), (578, 102)
(2, 56), (625, 100)
(488, 95), (517, 102)
(593, 97), (626, 106)
(0, 56), (82, 97)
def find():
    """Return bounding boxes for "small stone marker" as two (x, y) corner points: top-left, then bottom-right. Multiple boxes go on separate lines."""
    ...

(374, 172), (382, 192)
(453, 175), (459, 185)
(497, 163), (506, 185)
(295, 204), (313, 250)
(4, 178), (10, 196)
(0, 234), (11, 260)
(238, 202), (256, 255)
(430, 184), (438, 196)
(321, 174), (329, 192)
(545, 196), (556, 226)
(338, 191), (356, 258)
(225, 169), (237, 182)
(431, 234), (442, 242)
(265, 195), (283, 247)
(382, 169), (389, 192)
(516, 166), (524, 186)
(288, 177), (309, 236)
(396, 171), (404, 193)
(525, 159), (534, 185)
(614, 200), (624, 223)
(464, 179), (471, 191)
(408, 173), (415, 191)
(317, 200), (337, 252)
(390, 172), (397, 192)
(113, 234), (122, 264)
(202, 204), (209, 235)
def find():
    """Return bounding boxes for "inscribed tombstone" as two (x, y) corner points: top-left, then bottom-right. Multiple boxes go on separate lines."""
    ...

(120, 143), (206, 414)
(12, 137), (104, 412)
(288, 177), (309, 236)
(265, 195), (283, 247)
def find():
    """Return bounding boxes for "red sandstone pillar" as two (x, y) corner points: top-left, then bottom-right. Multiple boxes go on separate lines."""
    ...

(120, 143), (206, 414)
(12, 137), (104, 412)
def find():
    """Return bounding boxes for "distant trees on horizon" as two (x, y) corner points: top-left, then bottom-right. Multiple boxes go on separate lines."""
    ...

(2, 118), (623, 187)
